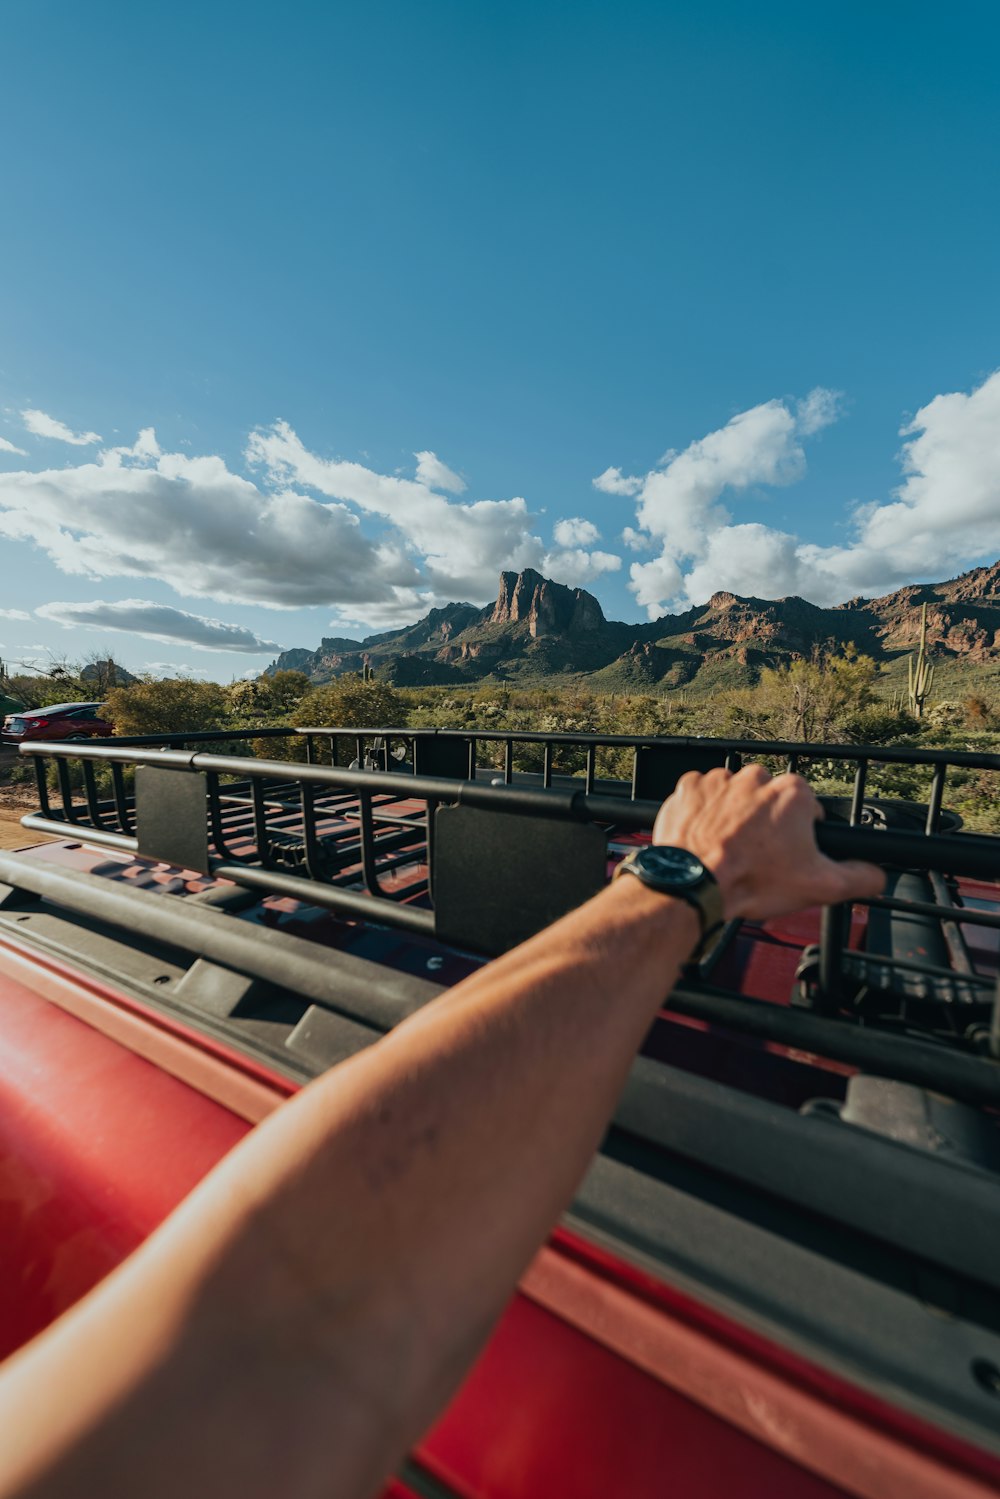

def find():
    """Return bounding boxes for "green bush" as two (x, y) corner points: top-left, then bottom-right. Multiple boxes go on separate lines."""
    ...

(103, 679), (229, 737)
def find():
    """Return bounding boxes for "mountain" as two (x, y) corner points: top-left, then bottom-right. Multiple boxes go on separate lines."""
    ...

(80, 659), (140, 689)
(265, 560), (1000, 694)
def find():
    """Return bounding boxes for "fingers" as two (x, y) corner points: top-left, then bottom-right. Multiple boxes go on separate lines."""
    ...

(738, 762), (771, 787)
(799, 855), (885, 912)
(830, 858), (886, 902)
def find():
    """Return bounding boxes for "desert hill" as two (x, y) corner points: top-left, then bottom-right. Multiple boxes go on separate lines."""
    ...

(265, 560), (1000, 694)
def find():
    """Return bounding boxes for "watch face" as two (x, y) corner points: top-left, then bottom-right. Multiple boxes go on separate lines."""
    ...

(637, 845), (706, 889)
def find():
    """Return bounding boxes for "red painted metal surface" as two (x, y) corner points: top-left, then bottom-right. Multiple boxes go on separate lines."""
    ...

(2, 855), (999, 1497)
(422, 1292), (854, 1499)
(0, 972), (252, 1357)
(0, 960), (863, 1498)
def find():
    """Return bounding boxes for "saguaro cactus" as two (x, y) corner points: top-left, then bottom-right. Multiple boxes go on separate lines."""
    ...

(907, 603), (935, 718)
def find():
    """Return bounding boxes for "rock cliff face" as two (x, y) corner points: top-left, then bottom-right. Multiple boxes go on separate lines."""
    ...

(854, 563), (1000, 660)
(265, 559), (1000, 691)
(490, 569), (606, 637)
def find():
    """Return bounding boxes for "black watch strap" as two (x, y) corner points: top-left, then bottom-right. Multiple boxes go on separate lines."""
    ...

(613, 848), (726, 962)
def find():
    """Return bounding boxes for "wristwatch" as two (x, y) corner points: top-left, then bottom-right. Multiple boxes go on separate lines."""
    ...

(613, 845), (726, 962)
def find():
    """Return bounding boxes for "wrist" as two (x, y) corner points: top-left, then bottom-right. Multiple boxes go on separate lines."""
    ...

(700, 853), (747, 923)
(605, 865), (702, 953)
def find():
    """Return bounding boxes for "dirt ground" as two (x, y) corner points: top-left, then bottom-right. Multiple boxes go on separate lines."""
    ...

(0, 763), (59, 850)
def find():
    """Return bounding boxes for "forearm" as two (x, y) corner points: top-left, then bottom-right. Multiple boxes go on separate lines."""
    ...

(0, 878), (697, 1499)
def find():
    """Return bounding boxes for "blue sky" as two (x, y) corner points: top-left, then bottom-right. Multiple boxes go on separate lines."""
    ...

(1, 0), (999, 680)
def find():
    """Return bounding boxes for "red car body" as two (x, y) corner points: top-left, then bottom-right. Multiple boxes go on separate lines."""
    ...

(2, 725), (999, 1498)
(1, 700), (114, 743)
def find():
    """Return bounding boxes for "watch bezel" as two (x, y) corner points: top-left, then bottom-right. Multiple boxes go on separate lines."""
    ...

(629, 845), (708, 891)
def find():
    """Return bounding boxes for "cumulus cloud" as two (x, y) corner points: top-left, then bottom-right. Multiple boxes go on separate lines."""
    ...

(35, 600), (283, 654)
(540, 548), (622, 587)
(553, 516), (600, 548)
(0, 608), (31, 620)
(247, 420), (545, 600)
(621, 374), (1000, 616)
(621, 387), (843, 615)
(0, 436), (28, 457)
(593, 466), (642, 496)
(0, 433), (423, 610)
(817, 370), (1000, 592)
(22, 408), (102, 446)
(327, 592), (440, 634)
(0, 416), (552, 623)
(621, 526), (652, 552)
(414, 450), (466, 493)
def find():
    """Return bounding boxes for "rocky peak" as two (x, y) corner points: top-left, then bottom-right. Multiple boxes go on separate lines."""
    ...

(940, 559), (1000, 604)
(491, 568), (606, 638)
(420, 602), (482, 642)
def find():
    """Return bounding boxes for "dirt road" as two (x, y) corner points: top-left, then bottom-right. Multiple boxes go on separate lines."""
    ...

(0, 782), (58, 850)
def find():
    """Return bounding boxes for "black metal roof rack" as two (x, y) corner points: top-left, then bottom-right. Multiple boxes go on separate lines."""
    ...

(11, 725), (1000, 1060)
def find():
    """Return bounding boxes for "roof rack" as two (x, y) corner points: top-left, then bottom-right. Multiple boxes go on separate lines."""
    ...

(12, 725), (1000, 1063)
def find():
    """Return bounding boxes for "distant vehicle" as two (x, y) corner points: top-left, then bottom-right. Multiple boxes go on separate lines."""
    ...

(0, 700), (114, 743)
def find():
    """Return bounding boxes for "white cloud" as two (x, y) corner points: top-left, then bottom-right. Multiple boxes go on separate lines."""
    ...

(540, 548), (622, 587)
(553, 516), (600, 548)
(414, 450), (466, 493)
(144, 661), (214, 679)
(35, 600), (283, 654)
(796, 388), (843, 436)
(680, 524), (819, 603)
(621, 526), (652, 552)
(818, 369), (1000, 591)
(593, 466), (642, 496)
(0, 433), (422, 610)
(622, 373), (1000, 615)
(247, 420), (545, 600)
(0, 436), (28, 457)
(22, 408), (102, 446)
(622, 387), (844, 615)
(0, 608), (31, 620)
(327, 592), (441, 634)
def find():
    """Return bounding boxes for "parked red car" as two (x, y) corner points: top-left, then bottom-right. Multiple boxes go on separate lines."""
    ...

(0, 699), (114, 743)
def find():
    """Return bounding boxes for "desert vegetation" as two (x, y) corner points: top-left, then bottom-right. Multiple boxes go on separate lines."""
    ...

(2, 650), (998, 831)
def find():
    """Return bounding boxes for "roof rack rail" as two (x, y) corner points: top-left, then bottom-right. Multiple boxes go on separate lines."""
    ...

(13, 726), (999, 1038)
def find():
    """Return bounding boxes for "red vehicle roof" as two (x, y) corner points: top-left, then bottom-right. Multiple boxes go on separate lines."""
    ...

(1, 724), (999, 1496)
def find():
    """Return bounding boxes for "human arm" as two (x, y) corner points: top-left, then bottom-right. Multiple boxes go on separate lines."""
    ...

(0, 768), (883, 1499)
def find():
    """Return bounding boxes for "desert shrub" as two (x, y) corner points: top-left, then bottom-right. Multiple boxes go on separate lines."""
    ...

(924, 700), (965, 728)
(756, 650), (880, 742)
(840, 704), (918, 745)
(227, 671), (311, 724)
(298, 677), (407, 731)
(254, 675), (409, 763)
(102, 679), (229, 737)
(963, 694), (994, 727)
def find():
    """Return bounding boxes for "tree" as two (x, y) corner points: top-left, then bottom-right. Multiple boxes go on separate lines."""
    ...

(297, 675), (407, 730)
(4, 660), (87, 709)
(726, 646), (880, 743)
(268, 670), (312, 714)
(102, 679), (228, 737)
(227, 671), (312, 723)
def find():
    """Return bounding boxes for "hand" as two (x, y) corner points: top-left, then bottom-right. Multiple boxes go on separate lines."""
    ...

(652, 765), (885, 922)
